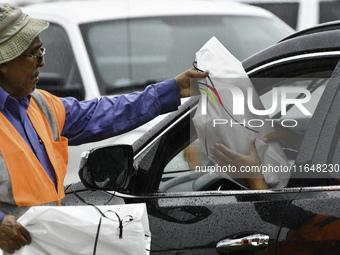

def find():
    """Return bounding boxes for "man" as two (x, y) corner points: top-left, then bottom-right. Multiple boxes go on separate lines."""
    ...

(0, 3), (208, 253)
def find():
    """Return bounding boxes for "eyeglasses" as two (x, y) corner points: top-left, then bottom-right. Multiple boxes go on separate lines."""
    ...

(21, 47), (46, 67)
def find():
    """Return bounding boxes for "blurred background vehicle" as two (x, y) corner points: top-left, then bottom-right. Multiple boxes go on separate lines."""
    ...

(15, 0), (340, 32)
(21, 0), (294, 184)
(233, 0), (340, 31)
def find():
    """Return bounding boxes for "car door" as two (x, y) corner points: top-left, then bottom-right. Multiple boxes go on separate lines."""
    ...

(62, 99), (295, 255)
(275, 59), (340, 255)
(126, 99), (297, 254)
(126, 30), (340, 254)
(242, 30), (340, 254)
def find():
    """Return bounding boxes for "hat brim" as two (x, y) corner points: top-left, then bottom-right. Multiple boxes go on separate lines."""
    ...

(0, 17), (49, 63)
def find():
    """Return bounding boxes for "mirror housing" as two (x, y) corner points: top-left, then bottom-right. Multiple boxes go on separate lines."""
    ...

(78, 145), (134, 191)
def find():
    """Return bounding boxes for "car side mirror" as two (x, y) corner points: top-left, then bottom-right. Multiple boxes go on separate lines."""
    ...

(78, 145), (133, 191)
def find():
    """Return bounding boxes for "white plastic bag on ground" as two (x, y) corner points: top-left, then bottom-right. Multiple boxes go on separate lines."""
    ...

(193, 36), (290, 188)
(6, 204), (150, 255)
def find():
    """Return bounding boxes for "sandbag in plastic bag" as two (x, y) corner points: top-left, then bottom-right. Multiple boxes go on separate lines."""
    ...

(7, 204), (150, 255)
(192, 36), (290, 188)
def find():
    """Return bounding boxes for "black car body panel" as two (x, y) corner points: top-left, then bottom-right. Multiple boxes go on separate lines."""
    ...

(281, 20), (340, 42)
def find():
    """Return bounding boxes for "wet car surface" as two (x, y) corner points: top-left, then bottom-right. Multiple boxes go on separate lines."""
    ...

(62, 19), (340, 255)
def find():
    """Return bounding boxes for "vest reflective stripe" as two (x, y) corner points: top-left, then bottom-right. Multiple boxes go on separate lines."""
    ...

(0, 90), (68, 207)
(31, 90), (59, 142)
(0, 150), (14, 204)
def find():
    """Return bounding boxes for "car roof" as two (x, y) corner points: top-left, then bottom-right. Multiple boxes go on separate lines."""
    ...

(280, 20), (340, 42)
(22, 0), (283, 24)
(242, 22), (340, 73)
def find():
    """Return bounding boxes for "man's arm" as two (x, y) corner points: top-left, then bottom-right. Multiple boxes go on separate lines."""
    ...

(60, 79), (180, 145)
(0, 212), (5, 224)
(61, 68), (209, 145)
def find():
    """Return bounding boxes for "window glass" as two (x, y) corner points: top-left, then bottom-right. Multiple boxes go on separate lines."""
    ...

(246, 2), (299, 29)
(80, 15), (292, 95)
(39, 23), (84, 99)
(319, 1), (340, 24)
(161, 73), (332, 192)
(259, 77), (328, 133)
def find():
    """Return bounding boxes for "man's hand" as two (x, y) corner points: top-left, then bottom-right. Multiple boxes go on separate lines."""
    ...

(175, 68), (209, 98)
(0, 215), (31, 254)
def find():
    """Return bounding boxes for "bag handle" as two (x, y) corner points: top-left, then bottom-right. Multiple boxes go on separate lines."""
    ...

(72, 191), (133, 254)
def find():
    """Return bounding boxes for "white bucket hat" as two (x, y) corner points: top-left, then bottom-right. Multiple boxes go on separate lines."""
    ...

(0, 3), (49, 63)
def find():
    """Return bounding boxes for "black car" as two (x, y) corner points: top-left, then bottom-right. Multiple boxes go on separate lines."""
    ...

(64, 21), (340, 255)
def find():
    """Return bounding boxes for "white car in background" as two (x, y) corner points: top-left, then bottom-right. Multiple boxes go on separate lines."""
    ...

(22, 0), (294, 185)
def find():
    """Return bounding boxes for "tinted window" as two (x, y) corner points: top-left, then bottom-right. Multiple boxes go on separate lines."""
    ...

(80, 15), (292, 95)
(162, 64), (336, 191)
(259, 77), (328, 134)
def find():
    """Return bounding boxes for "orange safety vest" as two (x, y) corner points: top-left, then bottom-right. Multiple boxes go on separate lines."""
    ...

(0, 89), (68, 207)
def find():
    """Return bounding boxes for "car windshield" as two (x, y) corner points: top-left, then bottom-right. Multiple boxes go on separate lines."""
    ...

(80, 15), (292, 95)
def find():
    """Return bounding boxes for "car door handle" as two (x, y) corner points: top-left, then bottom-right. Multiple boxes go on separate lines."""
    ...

(216, 233), (269, 254)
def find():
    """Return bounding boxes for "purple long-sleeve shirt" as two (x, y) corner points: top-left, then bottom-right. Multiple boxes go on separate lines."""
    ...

(0, 79), (180, 223)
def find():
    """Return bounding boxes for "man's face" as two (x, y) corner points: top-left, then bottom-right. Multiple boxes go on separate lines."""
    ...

(0, 36), (45, 99)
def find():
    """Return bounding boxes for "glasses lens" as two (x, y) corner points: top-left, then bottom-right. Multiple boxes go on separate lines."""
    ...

(40, 48), (45, 56)
(38, 48), (45, 66)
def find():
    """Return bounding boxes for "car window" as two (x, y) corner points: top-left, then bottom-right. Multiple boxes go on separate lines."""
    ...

(246, 2), (299, 29)
(319, 1), (340, 24)
(39, 23), (85, 100)
(80, 15), (292, 95)
(160, 73), (332, 192)
(259, 77), (328, 133)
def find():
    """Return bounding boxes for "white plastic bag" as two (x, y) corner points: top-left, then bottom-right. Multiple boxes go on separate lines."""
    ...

(193, 36), (290, 188)
(8, 204), (150, 255)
